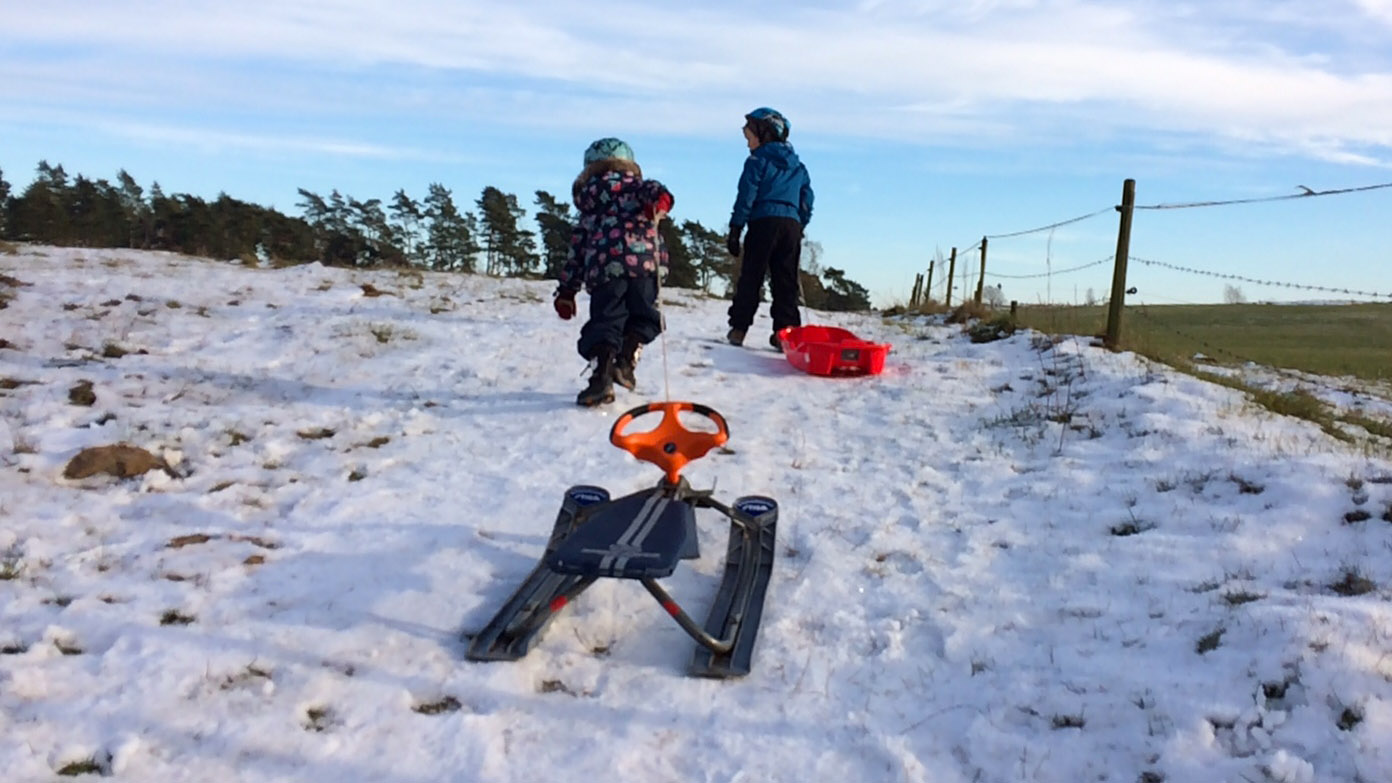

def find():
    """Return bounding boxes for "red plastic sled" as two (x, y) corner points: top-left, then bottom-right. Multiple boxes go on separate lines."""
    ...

(777, 325), (890, 377)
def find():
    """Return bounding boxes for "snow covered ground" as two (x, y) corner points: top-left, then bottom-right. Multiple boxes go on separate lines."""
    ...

(2, 245), (1391, 783)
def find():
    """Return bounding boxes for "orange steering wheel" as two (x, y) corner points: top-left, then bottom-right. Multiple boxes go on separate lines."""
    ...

(610, 402), (729, 484)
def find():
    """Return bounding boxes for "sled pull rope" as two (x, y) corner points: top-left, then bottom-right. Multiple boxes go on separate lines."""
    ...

(655, 212), (672, 402)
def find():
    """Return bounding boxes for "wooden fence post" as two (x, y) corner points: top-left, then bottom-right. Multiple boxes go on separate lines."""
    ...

(1104, 178), (1136, 349)
(910, 273), (923, 308)
(945, 247), (957, 308)
(974, 236), (989, 304)
(925, 260), (935, 304)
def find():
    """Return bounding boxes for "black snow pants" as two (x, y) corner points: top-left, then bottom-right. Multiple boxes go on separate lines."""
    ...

(577, 274), (662, 360)
(728, 216), (803, 334)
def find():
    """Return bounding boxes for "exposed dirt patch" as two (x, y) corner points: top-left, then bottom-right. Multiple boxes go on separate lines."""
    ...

(63, 444), (168, 480)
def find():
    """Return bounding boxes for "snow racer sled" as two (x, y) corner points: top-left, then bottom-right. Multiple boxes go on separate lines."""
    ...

(465, 401), (778, 678)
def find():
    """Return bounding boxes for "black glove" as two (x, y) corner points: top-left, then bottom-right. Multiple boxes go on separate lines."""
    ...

(726, 228), (741, 258)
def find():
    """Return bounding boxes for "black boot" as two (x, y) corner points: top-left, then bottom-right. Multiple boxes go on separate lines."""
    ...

(576, 346), (616, 407)
(613, 333), (642, 392)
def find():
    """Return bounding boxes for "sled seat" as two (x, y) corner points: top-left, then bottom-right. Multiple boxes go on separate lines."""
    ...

(546, 488), (698, 579)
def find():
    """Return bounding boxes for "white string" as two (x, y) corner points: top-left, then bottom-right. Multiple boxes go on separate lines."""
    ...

(655, 215), (672, 402)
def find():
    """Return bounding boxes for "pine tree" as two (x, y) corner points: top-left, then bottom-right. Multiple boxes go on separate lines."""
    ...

(295, 188), (332, 262)
(261, 208), (317, 264)
(476, 186), (536, 276)
(798, 237), (826, 309)
(350, 197), (404, 266)
(211, 193), (266, 261)
(820, 267), (872, 312)
(13, 164), (54, 242)
(66, 175), (128, 247)
(116, 169), (150, 248)
(423, 183), (477, 272)
(0, 166), (11, 239)
(9, 161), (72, 243)
(533, 190), (573, 279)
(295, 189), (369, 266)
(325, 190), (361, 265)
(389, 190), (424, 265)
(148, 182), (173, 249)
(680, 220), (733, 295)
(658, 219), (698, 289)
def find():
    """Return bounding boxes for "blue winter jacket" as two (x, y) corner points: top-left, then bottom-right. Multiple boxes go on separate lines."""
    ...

(729, 141), (814, 230)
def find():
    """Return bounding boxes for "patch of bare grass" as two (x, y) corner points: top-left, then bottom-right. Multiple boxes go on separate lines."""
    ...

(167, 534), (214, 549)
(412, 695), (462, 715)
(221, 663), (272, 690)
(303, 705), (334, 732)
(56, 756), (107, 777)
(1196, 627), (1225, 654)
(63, 443), (168, 480)
(1344, 509), (1372, 524)
(0, 547), (23, 580)
(1341, 412), (1392, 440)
(1329, 568), (1376, 597)
(159, 609), (196, 626)
(1221, 590), (1264, 607)
(68, 380), (96, 406)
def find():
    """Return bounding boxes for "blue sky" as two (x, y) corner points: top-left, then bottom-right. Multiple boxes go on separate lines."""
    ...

(3, 0), (1391, 307)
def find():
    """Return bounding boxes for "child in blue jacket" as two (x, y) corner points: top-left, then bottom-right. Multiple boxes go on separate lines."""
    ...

(554, 138), (674, 406)
(725, 107), (814, 350)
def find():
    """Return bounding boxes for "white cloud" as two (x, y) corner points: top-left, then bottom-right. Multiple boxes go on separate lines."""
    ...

(96, 121), (444, 160)
(1353, 0), (1392, 25)
(4, 1), (1391, 163)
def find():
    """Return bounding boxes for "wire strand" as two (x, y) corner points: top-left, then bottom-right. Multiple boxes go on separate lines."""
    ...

(1132, 257), (1392, 300)
(984, 207), (1115, 240)
(985, 255), (1113, 280)
(1135, 181), (1392, 210)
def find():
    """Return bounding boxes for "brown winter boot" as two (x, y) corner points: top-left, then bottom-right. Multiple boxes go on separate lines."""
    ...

(612, 333), (642, 391)
(576, 346), (616, 407)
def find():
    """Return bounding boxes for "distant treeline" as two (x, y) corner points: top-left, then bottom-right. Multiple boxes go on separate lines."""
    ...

(0, 162), (871, 311)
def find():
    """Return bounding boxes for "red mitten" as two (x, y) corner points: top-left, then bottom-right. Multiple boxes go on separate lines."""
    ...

(554, 289), (577, 320)
(645, 191), (674, 221)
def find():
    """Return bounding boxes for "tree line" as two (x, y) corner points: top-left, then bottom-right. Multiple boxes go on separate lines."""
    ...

(0, 161), (871, 311)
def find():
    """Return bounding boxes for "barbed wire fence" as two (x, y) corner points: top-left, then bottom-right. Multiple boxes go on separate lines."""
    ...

(908, 179), (1392, 348)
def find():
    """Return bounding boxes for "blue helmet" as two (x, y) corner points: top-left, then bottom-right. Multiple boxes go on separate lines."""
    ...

(583, 137), (634, 165)
(744, 107), (790, 142)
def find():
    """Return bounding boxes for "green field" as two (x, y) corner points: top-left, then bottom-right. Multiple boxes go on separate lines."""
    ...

(1011, 302), (1392, 382)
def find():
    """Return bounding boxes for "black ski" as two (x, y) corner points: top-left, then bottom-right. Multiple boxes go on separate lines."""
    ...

(689, 496), (779, 678)
(464, 485), (609, 661)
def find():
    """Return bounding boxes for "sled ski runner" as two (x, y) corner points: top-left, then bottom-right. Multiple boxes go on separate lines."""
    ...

(685, 495), (778, 677)
(463, 485), (609, 661)
(464, 402), (778, 678)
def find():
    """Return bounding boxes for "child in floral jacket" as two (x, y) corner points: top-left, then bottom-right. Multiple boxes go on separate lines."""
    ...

(554, 137), (674, 406)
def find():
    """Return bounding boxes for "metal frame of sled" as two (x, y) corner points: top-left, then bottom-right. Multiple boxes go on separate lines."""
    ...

(465, 402), (778, 678)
